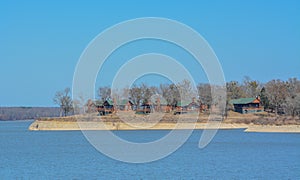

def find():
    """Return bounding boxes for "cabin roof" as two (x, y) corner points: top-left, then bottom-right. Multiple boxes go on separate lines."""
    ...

(229, 98), (258, 105)
(117, 99), (134, 106)
(104, 99), (114, 106)
(177, 101), (192, 107)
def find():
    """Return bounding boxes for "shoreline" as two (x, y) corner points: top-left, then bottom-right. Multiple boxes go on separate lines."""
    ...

(28, 111), (300, 133)
(28, 119), (300, 133)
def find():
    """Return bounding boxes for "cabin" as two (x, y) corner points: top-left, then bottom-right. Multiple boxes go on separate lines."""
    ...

(174, 99), (200, 114)
(187, 100), (200, 111)
(97, 99), (114, 115)
(136, 102), (153, 114)
(174, 101), (190, 114)
(116, 99), (134, 111)
(230, 97), (263, 114)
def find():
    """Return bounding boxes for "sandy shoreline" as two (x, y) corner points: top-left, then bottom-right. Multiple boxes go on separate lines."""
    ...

(28, 120), (300, 133)
(244, 125), (300, 133)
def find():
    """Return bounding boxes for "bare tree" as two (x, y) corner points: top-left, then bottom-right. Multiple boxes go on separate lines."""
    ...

(72, 99), (81, 115)
(177, 79), (197, 101)
(129, 85), (143, 105)
(168, 83), (180, 106)
(295, 94), (300, 118)
(85, 99), (96, 113)
(226, 81), (245, 100)
(53, 88), (73, 116)
(98, 87), (111, 102)
(265, 79), (288, 115)
(259, 87), (270, 110)
(283, 78), (300, 116)
(140, 83), (152, 104)
(159, 83), (179, 106)
(120, 86), (130, 99)
(286, 78), (300, 98)
(242, 76), (261, 97)
(197, 83), (212, 107)
(284, 94), (299, 117)
(111, 88), (121, 102)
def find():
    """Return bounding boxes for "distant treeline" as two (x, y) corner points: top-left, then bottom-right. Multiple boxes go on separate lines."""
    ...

(0, 107), (61, 120)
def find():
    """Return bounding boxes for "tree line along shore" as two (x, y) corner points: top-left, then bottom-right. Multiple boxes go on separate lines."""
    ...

(53, 77), (300, 120)
(28, 76), (300, 132)
(2, 76), (300, 128)
(0, 107), (61, 121)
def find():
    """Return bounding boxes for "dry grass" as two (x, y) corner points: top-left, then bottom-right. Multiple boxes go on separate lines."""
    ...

(37, 110), (300, 125)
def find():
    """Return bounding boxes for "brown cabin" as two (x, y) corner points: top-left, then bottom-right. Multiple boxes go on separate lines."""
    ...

(230, 97), (263, 114)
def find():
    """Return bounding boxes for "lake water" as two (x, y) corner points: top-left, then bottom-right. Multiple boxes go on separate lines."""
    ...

(0, 120), (299, 179)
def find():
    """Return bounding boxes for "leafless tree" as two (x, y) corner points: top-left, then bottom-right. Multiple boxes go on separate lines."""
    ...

(295, 94), (300, 118)
(86, 99), (96, 113)
(129, 85), (143, 105)
(259, 87), (270, 110)
(53, 88), (73, 116)
(159, 83), (179, 106)
(197, 83), (212, 107)
(242, 76), (261, 97)
(265, 79), (288, 115)
(177, 79), (197, 103)
(226, 81), (245, 100)
(98, 87), (111, 102)
(283, 78), (300, 116)
(140, 83), (153, 104)
(284, 94), (300, 117)
(120, 86), (130, 99)
(286, 78), (300, 98)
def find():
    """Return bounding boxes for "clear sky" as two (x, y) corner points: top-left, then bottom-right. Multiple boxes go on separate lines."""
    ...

(1, 0), (299, 106)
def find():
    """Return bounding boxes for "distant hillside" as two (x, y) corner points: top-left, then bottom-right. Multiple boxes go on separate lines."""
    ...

(0, 107), (62, 120)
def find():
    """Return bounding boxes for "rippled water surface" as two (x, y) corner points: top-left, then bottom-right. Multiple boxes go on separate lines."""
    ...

(0, 120), (299, 179)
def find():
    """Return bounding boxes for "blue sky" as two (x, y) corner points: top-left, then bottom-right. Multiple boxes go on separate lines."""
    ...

(1, 0), (299, 106)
